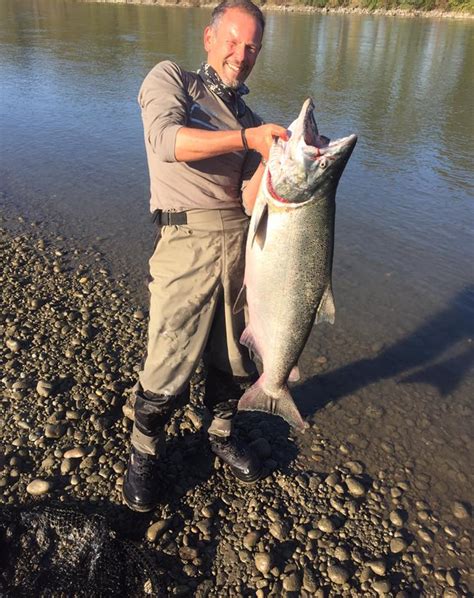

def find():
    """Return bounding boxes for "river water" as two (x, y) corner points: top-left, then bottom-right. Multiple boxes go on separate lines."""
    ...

(1, 1), (473, 511)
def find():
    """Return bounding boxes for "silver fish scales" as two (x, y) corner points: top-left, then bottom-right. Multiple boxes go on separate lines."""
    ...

(235, 98), (357, 431)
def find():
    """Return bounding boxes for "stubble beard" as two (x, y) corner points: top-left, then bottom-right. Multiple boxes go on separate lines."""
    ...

(223, 64), (248, 89)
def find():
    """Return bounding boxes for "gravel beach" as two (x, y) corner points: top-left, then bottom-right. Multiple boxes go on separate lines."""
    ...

(0, 217), (472, 597)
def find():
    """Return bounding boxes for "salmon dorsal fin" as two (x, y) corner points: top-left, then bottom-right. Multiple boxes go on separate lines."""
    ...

(251, 201), (268, 250)
(233, 284), (246, 314)
(315, 283), (335, 325)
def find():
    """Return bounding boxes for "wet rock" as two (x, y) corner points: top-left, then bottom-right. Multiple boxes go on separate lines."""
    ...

(417, 509), (430, 522)
(346, 476), (366, 497)
(36, 380), (53, 398)
(334, 546), (351, 561)
(452, 501), (470, 520)
(390, 537), (408, 553)
(60, 458), (74, 475)
(269, 521), (288, 541)
(6, 338), (21, 352)
(302, 568), (318, 593)
(179, 546), (199, 561)
(112, 462), (125, 474)
(327, 564), (350, 584)
(389, 509), (407, 527)
(243, 531), (260, 550)
(196, 519), (211, 535)
(417, 528), (434, 543)
(368, 559), (387, 576)
(201, 505), (214, 518)
(45, 423), (66, 439)
(445, 569), (460, 587)
(41, 457), (55, 471)
(265, 507), (280, 522)
(26, 479), (52, 496)
(317, 517), (335, 533)
(63, 447), (86, 459)
(344, 460), (364, 475)
(283, 572), (301, 592)
(185, 408), (204, 430)
(325, 472), (340, 488)
(147, 519), (171, 543)
(255, 552), (272, 575)
(372, 579), (391, 594)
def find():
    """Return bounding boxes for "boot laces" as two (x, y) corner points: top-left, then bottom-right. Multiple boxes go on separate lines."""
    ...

(216, 437), (247, 460)
(132, 451), (158, 480)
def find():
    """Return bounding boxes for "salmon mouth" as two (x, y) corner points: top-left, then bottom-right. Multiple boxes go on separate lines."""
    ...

(303, 98), (319, 146)
(304, 133), (357, 162)
(299, 98), (332, 151)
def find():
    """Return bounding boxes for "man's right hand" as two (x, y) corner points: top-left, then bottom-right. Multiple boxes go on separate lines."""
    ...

(246, 124), (289, 160)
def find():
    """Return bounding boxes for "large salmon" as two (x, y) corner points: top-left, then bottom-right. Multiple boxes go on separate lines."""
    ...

(235, 99), (357, 431)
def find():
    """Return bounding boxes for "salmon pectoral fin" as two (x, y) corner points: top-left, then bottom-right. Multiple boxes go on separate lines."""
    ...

(238, 378), (308, 432)
(251, 202), (268, 250)
(315, 283), (336, 325)
(233, 284), (246, 314)
(240, 326), (262, 363)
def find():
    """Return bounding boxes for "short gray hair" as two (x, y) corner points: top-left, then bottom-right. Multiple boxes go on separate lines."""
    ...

(210, 0), (265, 35)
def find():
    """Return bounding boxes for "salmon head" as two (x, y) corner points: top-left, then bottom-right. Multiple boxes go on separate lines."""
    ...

(266, 98), (357, 205)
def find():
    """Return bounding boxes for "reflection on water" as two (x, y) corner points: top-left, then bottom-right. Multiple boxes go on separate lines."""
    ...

(0, 0), (473, 342)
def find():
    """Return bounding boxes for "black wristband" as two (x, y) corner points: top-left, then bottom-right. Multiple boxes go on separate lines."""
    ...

(241, 128), (249, 152)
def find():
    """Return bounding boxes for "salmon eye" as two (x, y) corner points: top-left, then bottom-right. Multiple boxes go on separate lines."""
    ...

(319, 158), (328, 169)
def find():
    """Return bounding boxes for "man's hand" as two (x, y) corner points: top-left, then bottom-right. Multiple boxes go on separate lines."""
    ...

(246, 124), (289, 160)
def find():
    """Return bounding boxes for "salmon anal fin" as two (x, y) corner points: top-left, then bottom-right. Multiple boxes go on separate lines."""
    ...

(251, 202), (268, 250)
(233, 284), (246, 314)
(238, 378), (308, 432)
(315, 283), (335, 325)
(288, 365), (300, 382)
(240, 326), (262, 363)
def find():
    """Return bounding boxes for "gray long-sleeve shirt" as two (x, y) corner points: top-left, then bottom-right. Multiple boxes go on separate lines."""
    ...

(138, 60), (263, 213)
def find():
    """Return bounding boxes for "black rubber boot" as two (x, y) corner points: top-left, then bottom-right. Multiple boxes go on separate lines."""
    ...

(122, 447), (160, 512)
(209, 435), (263, 483)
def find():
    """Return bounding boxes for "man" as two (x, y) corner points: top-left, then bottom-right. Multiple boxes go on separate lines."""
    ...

(123, 0), (288, 512)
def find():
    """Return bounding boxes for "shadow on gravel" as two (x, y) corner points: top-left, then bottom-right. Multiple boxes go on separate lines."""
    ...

(160, 412), (299, 495)
(295, 284), (474, 418)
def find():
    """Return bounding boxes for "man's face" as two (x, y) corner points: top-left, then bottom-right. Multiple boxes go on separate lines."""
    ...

(204, 8), (263, 89)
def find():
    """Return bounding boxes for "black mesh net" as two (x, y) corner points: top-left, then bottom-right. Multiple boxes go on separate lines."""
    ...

(0, 505), (162, 597)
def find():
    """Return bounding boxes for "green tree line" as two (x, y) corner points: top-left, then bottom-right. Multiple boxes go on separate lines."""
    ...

(255, 0), (473, 12)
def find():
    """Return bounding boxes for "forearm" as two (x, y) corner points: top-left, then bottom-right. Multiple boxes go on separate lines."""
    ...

(175, 127), (244, 161)
(174, 123), (288, 163)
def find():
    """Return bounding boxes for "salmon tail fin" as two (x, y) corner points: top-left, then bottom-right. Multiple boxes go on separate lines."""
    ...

(238, 378), (308, 432)
(315, 283), (335, 325)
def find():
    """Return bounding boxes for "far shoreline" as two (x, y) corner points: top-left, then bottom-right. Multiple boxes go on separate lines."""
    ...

(81, 0), (474, 19)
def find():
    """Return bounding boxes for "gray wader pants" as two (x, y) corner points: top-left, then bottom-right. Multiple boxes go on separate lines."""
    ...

(132, 207), (258, 456)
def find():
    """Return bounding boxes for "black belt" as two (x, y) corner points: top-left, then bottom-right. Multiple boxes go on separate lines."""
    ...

(152, 210), (188, 226)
